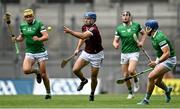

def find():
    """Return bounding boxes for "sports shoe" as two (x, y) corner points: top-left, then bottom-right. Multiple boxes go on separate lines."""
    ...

(34, 69), (42, 84)
(89, 95), (94, 101)
(134, 81), (140, 92)
(127, 94), (134, 99)
(165, 87), (173, 103)
(77, 79), (88, 91)
(45, 94), (52, 99)
(137, 99), (149, 105)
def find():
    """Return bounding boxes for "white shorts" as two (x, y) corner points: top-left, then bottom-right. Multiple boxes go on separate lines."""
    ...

(26, 50), (48, 62)
(79, 50), (104, 68)
(121, 52), (140, 64)
(156, 56), (177, 71)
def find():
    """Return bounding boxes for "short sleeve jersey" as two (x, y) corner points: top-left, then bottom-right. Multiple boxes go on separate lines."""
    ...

(115, 22), (142, 53)
(82, 24), (103, 54)
(151, 31), (175, 58)
(20, 19), (46, 53)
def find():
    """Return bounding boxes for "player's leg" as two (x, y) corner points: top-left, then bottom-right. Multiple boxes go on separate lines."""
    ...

(122, 64), (134, 99)
(38, 60), (51, 99)
(73, 57), (89, 91)
(88, 51), (104, 101)
(138, 65), (168, 104)
(129, 52), (140, 92)
(36, 51), (51, 99)
(89, 66), (99, 101)
(128, 59), (139, 92)
(23, 55), (37, 74)
(23, 53), (42, 83)
(163, 71), (174, 79)
(120, 53), (134, 99)
(154, 73), (173, 103)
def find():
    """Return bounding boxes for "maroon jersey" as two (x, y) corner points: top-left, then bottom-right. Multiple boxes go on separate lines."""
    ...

(82, 24), (103, 54)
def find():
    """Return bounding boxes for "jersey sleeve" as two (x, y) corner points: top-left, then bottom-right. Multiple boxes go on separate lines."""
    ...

(138, 23), (143, 32)
(39, 21), (46, 32)
(88, 27), (96, 36)
(20, 24), (24, 37)
(158, 36), (168, 49)
(115, 27), (120, 38)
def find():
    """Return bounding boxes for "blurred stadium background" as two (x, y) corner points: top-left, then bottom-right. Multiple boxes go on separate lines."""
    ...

(0, 0), (180, 95)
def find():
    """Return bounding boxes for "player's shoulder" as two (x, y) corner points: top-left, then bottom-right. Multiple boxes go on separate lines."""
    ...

(116, 24), (124, 29)
(35, 19), (43, 24)
(132, 21), (141, 26)
(155, 31), (167, 40)
(20, 21), (27, 27)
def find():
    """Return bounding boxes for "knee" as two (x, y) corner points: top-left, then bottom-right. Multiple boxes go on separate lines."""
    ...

(128, 69), (135, 75)
(148, 74), (155, 82)
(72, 68), (80, 74)
(123, 73), (129, 78)
(23, 68), (31, 75)
(154, 79), (161, 85)
(41, 72), (47, 78)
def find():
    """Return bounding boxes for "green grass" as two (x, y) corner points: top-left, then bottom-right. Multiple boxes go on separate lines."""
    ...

(0, 94), (179, 108)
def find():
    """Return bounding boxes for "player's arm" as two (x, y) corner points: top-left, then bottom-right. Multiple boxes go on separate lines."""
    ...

(32, 31), (48, 41)
(113, 36), (120, 49)
(33, 21), (49, 41)
(76, 39), (85, 50)
(138, 29), (147, 47)
(74, 39), (85, 54)
(64, 26), (92, 40)
(148, 42), (170, 68)
(156, 44), (170, 64)
(13, 33), (24, 42)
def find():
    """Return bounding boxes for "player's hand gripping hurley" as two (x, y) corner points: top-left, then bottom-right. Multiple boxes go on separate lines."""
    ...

(3, 12), (19, 55)
(60, 50), (82, 68)
(133, 34), (151, 61)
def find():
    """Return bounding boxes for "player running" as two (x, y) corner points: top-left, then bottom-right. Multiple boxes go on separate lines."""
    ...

(137, 19), (176, 105)
(113, 11), (146, 99)
(64, 12), (104, 101)
(12, 9), (51, 99)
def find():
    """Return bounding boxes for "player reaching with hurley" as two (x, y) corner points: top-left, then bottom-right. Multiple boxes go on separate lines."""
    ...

(12, 9), (51, 99)
(113, 11), (146, 99)
(64, 12), (104, 101)
(137, 19), (176, 105)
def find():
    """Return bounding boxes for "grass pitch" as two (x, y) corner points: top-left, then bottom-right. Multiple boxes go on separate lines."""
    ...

(0, 94), (179, 108)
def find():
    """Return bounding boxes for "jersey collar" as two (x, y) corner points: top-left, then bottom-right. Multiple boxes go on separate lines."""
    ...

(26, 19), (35, 25)
(123, 21), (132, 26)
(32, 19), (35, 24)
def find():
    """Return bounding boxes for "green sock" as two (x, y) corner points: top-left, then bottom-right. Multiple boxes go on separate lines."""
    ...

(128, 87), (133, 94)
(145, 92), (152, 100)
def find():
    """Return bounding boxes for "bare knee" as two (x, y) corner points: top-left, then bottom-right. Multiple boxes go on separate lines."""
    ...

(123, 73), (129, 78)
(23, 68), (31, 75)
(72, 68), (80, 74)
(41, 72), (48, 79)
(128, 69), (135, 75)
(148, 75), (155, 82)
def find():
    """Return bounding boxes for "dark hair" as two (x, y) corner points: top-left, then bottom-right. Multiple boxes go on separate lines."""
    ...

(122, 11), (131, 16)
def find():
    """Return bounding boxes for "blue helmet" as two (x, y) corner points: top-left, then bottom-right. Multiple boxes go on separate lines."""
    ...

(145, 19), (159, 30)
(84, 12), (96, 20)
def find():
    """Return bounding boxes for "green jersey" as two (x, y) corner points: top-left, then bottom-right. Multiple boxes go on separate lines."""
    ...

(151, 31), (175, 58)
(115, 22), (142, 53)
(20, 19), (46, 53)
